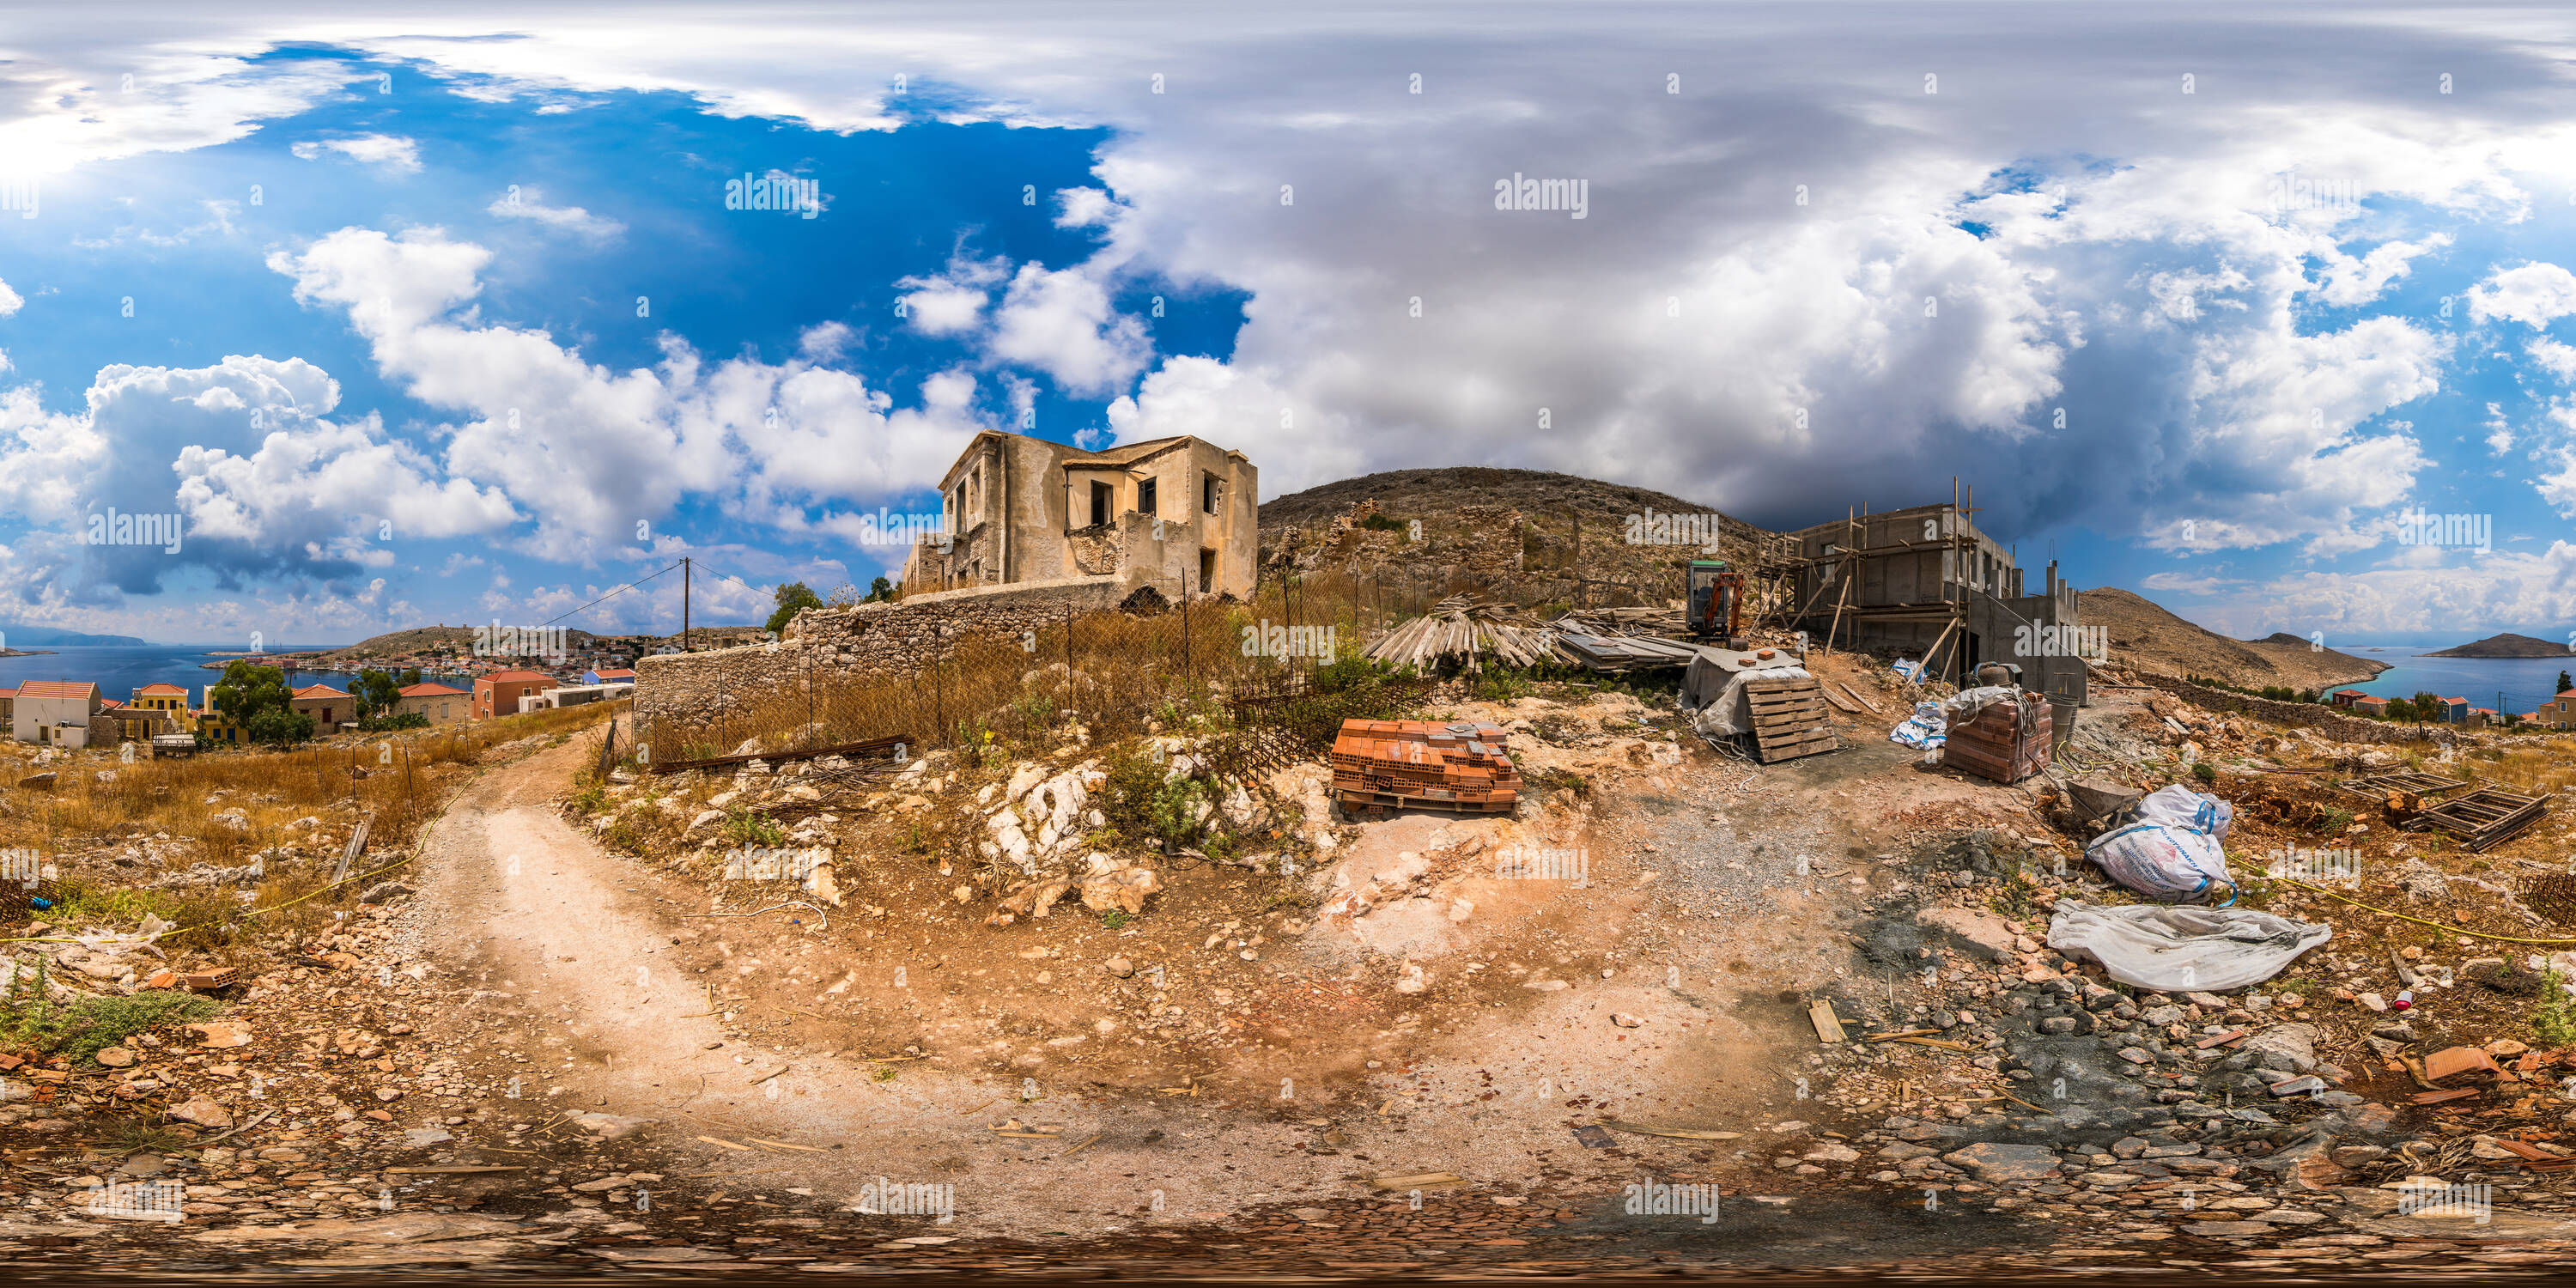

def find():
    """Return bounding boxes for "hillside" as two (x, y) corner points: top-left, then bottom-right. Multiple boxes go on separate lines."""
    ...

(2427, 632), (2571, 659)
(2078, 588), (2389, 691)
(297, 623), (768, 667)
(0, 624), (148, 646)
(1257, 466), (1787, 610)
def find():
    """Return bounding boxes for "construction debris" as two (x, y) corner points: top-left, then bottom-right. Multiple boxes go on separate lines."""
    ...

(1359, 596), (1558, 672)
(2403, 786), (2552, 853)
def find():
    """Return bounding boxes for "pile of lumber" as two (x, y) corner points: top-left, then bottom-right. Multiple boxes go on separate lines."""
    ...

(1554, 605), (1685, 636)
(1363, 596), (1558, 672)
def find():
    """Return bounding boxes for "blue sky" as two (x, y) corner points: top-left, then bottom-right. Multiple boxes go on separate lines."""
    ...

(1, 3), (2573, 649)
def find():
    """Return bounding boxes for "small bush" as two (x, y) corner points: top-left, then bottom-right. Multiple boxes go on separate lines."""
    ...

(2540, 968), (2576, 1048)
(2190, 762), (2217, 785)
(0, 992), (220, 1066)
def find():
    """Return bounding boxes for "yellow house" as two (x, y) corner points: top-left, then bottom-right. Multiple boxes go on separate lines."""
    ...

(196, 708), (246, 744)
(131, 683), (196, 732)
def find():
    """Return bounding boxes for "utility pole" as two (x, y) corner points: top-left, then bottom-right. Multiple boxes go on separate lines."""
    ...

(682, 556), (692, 653)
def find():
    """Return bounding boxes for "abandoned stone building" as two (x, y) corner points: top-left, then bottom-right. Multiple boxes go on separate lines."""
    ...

(902, 430), (1259, 600)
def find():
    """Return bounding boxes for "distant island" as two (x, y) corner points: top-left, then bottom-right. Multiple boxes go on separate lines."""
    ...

(0, 648), (56, 659)
(2425, 632), (2573, 659)
(0, 624), (148, 647)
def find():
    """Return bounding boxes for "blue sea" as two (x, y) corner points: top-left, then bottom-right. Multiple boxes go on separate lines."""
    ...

(2336, 644), (2576, 718)
(0, 642), (389, 705)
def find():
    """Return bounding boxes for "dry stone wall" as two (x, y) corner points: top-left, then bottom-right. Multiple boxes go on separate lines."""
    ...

(632, 576), (1127, 735)
(2136, 672), (2464, 747)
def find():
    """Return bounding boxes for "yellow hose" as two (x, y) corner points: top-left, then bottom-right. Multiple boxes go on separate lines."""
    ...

(2280, 877), (2576, 945)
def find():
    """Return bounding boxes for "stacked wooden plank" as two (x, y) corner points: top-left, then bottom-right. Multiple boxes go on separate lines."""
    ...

(1555, 605), (1686, 636)
(1944, 691), (2053, 784)
(2404, 786), (2551, 853)
(1330, 719), (1522, 813)
(1362, 596), (1557, 673)
(1742, 677), (1837, 763)
(1553, 632), (1703, 673)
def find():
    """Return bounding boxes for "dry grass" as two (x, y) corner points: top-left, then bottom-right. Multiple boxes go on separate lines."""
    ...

(636, 570), (1474, 763)
(2, 702), (615, 946)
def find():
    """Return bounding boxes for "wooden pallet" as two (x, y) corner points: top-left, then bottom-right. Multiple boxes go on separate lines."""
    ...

(1744, 677), (1838, 763)
(2335, 771), (2472, 801)
(2406, 786), (2552, 853)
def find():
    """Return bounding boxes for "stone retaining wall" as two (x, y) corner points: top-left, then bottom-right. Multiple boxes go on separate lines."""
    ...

(632, 576), (1127, 737)
(2135, 672), (2464, 747)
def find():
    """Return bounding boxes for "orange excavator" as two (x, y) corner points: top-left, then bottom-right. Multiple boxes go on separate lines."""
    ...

(1686, 560), (1747, 647)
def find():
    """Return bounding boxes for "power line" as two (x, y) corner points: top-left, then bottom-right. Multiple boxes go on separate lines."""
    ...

(539, 560), (686, 629)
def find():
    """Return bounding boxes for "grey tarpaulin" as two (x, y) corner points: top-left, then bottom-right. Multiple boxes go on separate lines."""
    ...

(1686, 664), (1811, 737)
(2044, 900), (2331, 993)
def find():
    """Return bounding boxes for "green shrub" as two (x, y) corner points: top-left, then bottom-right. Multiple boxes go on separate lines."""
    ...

(0, 991), (221, 1066)
(2540, 967), (2576, 1048)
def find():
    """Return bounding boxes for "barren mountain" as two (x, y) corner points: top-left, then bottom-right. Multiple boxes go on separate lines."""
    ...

(2426, 632), (2572, 659)
(2079, 587), (2388, 691)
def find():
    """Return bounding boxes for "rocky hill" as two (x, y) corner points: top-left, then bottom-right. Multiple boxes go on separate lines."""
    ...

(2426, 632), (2571, 659)
(1257, 467), (1789, 610)
(2078, 588), (2389, 691)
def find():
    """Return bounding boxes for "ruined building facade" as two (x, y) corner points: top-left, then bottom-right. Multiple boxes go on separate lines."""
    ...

(902, 431), (1260, 600)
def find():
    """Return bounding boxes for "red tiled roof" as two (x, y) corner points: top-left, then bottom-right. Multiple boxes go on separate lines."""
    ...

(136, 682), (187, 696)
(2440, 696), (2469, 704)
(2471, 708), (2498, 714)
(398, 682), (466, 697)
(591, 668), (635, 680)
(2353, 695), (2390, 705)
(0, 686), (16, 698)
(292, 683), (349, 698)
(2559, 689), (2576, 700)
(16, 680), (97, 700)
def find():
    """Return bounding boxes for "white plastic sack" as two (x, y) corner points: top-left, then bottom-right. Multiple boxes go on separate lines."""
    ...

(1889, 702), (1947, 749)
(2046, 900), (2331, 993)
(2137, 783), (2234, 841)
(2087, 819), (2233, 903)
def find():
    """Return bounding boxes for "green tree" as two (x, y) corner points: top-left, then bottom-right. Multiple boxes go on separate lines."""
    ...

(767, 580), (823, 635)
(209, 660), (292, 728)
(398, 667), (424, 687)
(2559, 670), (2571, 696)
(866, 575), (896, 604)
(353, 668), (403, 719)
(245, 707), (316, 746)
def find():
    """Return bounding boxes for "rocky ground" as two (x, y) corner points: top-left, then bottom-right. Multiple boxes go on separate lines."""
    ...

(9, 656), (2576, 1277)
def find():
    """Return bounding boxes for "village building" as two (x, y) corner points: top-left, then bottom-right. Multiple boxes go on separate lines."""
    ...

(902, 431), (1259, 601)
(290, 683), (354, 732)
(472, 669), (556, 720)
(395, 681), (471, 726)
(12, 679), (108, 747)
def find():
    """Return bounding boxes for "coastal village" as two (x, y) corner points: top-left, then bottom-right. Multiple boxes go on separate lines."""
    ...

(4, 429), (2576, 1275)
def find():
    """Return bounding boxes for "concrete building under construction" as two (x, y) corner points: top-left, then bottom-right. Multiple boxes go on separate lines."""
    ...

(1780, 490), (2089, 707)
